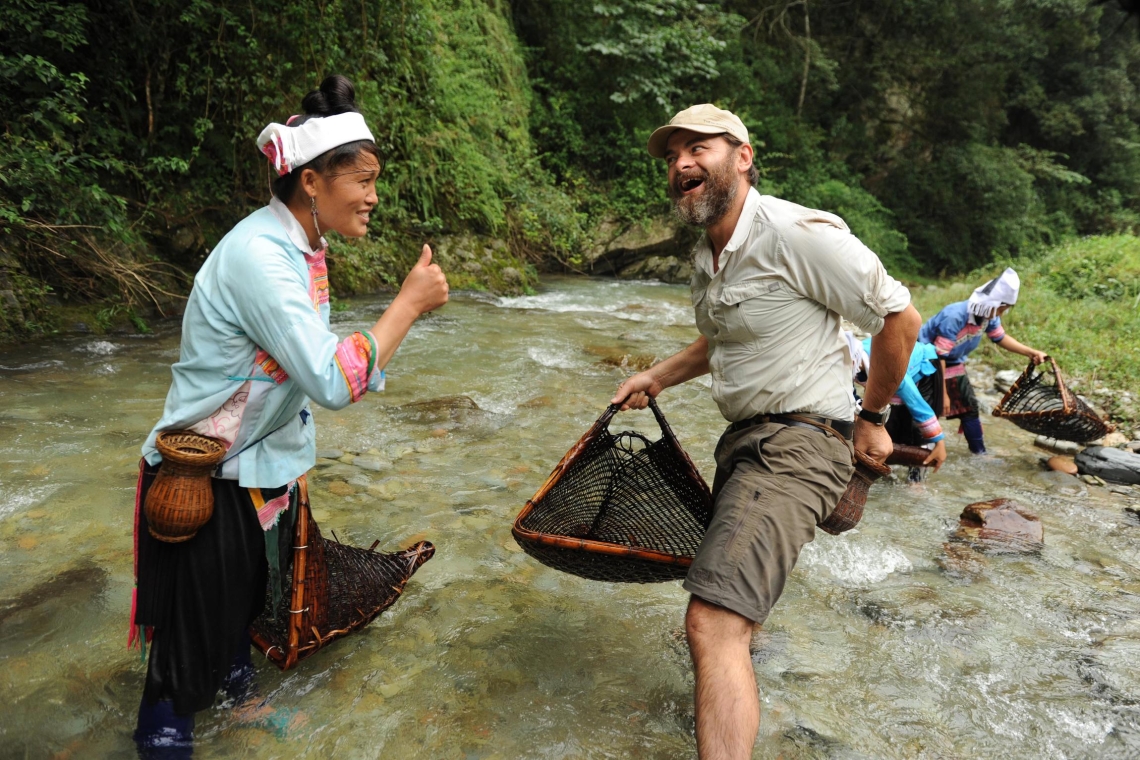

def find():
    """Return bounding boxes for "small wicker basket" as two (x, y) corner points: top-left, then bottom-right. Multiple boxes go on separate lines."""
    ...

(818, 450), (891, 535)
(145, 431), (227, 543)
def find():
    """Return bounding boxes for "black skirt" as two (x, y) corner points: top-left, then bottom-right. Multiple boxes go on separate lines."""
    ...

(135, 463), (280, 715)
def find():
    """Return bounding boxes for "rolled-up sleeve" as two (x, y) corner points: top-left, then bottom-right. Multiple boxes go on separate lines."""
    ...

(779, 218), (911, 335)
(224, 241), (381, 410)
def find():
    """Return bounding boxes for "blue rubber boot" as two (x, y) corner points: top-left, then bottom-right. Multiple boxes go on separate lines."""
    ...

(960, 416), (986, 454)
(134, 699), (193, 759)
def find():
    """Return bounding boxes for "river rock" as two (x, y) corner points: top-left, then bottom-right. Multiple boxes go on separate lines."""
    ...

(994, 369), (1021, 392)
(1075, 447), (1140, 485)
(955, 498), (1043, 549)
(584, 217), (698, 284)
(1126, 507), (1140, 525)
(1034, 436), (1083, 455)
(317, 448), (344, 460)
(1046, 456), (1078, 475)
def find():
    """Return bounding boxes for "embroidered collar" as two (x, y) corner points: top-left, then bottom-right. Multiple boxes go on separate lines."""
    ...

(268, 196), (327, 258)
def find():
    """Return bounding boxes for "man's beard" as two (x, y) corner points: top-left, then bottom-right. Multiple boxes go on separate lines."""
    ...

(668, 152), (739, 228)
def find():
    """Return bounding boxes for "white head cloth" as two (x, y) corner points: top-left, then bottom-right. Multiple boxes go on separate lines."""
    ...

(256, 112), (375, 176)
(967, 267), (1020, 319)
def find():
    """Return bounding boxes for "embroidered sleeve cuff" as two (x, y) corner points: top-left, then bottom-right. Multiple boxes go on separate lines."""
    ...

(933, 336), (955, 356)
(916, 415), (944, 442)
(334, 331), (375, 404)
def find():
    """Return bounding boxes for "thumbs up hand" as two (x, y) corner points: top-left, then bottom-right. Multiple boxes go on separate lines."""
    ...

(397, 244), (449, 315)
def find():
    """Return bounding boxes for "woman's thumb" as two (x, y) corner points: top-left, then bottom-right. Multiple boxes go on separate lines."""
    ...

(417, 244), (433, 268)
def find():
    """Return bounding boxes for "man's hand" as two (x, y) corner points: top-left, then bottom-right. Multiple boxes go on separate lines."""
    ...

(853, 418), (893, 464)
(923, 439), (948, 471)
(612, 371), (662, 411)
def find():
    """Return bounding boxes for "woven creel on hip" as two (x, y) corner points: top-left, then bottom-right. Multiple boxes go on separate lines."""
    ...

(992, 356), (1114, 444)
(818, 450), (892, 535)
(250, 480), (435, 670)
(512, 398), (713, 583)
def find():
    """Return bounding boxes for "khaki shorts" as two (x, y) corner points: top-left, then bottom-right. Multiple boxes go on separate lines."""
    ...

(682, 421), (854, 624)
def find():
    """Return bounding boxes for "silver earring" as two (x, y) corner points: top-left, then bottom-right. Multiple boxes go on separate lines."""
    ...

(310, 195), (322, 240)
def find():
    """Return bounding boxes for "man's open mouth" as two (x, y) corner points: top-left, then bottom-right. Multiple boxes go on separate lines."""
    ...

(678, 176), (705, 195)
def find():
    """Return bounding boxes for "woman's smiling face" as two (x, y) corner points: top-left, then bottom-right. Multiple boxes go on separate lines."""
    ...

(303, 153), (381, 239)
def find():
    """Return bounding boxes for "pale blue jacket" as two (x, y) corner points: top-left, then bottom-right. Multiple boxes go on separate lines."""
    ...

(142, 199), (383, 488)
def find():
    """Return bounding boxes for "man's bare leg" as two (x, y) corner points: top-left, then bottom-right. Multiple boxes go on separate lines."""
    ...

(686, 595), (759, 759)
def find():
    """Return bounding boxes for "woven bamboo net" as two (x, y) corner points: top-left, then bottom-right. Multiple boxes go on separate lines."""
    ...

(250, 482), (434, 670)
(992, 356), (1113, 444)
(512, 399), (713, 583)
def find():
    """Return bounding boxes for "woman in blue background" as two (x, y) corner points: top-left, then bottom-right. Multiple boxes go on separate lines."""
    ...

(918, 268), (1046, 454)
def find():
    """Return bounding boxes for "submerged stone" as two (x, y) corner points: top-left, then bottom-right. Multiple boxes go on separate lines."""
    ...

(352, 456), (389, 472)
(1075, 446), (1140, 485)
(1033, 470), (1086, 496)
(955, 498), (1043, 549)
(401, 395), (479, 413)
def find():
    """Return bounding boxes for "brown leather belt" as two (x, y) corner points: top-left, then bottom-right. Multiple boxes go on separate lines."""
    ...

(728, 412), (855, 442)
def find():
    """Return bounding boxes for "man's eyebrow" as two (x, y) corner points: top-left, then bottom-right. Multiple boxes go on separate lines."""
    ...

(665, 134), (714, 157)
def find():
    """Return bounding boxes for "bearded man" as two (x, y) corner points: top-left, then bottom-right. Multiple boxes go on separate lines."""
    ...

(612, 105), (921, 759)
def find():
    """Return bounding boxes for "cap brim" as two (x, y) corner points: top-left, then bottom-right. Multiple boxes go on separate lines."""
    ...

(646, 124), (729, 158)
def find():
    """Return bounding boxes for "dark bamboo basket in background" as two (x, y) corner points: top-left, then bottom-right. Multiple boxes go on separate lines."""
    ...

(145, 431), (227, 543)
(512, 399), (713, 583)
(818, 450), (891, 535)
(886, 443), (933, 468)
(992, 356), (1113, 444)
(250, 480), (435, 670)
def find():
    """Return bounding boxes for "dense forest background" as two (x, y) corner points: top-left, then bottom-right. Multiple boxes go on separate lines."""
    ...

(2, 0), (1139, 337)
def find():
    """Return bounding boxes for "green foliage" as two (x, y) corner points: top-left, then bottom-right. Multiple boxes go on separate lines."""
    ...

(4, 0), (1140, 344)
(1041, 235), (1140, 302)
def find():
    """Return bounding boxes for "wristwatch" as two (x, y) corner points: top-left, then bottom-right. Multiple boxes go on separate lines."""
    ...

(857, 404), (891, 426)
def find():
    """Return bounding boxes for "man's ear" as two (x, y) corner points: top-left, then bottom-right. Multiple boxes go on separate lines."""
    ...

(738, 143), (754, 173)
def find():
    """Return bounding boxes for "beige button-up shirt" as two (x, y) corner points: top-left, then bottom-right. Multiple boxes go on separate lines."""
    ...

(691, 187), (911, 422)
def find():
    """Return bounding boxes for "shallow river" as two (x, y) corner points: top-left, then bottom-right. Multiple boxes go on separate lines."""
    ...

(2, 276), (1139, 759)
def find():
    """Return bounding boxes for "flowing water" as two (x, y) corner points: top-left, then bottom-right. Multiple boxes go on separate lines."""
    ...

(1, 276), (1139, 759)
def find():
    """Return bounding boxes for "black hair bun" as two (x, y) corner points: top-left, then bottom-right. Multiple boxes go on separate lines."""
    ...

(301, 75), (359, 116)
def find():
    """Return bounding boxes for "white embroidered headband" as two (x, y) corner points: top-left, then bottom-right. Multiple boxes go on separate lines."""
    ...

(967, 267), (1020, 319)
(256, 112), (375, 177)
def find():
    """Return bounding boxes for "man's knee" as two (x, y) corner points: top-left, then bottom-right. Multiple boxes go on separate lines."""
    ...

(685, 595), (754, 648)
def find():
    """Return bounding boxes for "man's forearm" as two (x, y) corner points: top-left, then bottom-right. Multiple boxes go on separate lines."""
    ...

(863, 305), (922, 411)
(650, 337), (711, 391)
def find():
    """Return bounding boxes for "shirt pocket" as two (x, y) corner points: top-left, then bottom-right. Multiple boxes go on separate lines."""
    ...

(718, 278), (784, 342)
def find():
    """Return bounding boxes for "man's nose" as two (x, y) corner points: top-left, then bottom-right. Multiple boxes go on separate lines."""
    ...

(675, 153), (696, 172)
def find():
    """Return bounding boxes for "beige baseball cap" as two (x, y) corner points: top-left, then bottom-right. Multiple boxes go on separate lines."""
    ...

(647, 104), (749, 158)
